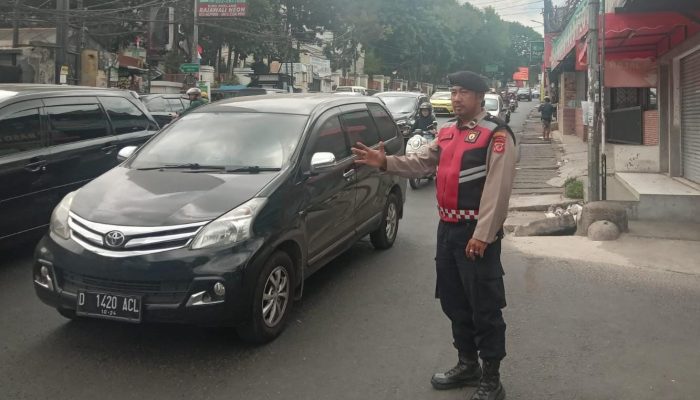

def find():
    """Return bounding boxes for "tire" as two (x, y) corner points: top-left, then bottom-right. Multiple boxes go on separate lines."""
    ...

(370, 193), (400, 250)
(57, 308), (81, 320)
(409, 178), (420, 189)
(237, 251), (294, 344)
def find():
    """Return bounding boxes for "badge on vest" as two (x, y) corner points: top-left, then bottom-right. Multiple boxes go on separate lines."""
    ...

(465, 130), (480, 143)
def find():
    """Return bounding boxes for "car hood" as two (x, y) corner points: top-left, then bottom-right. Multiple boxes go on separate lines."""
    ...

(71, 166), (277, 226)
(392, 111), (414, 120)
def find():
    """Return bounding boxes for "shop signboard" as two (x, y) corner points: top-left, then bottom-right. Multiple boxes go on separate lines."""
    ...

(550, 0), (590, 69)
(198, 0), (247, 17)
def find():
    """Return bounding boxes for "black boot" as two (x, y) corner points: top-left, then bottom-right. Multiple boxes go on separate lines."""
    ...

(431, 354), (482, 390)
(470, 360), (505, 400)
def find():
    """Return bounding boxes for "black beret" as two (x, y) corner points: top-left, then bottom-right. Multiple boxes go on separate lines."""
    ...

(448, 71), (489, 93)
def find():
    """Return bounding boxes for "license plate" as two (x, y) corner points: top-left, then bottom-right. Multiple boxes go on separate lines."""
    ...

(76, 291), (142, 323)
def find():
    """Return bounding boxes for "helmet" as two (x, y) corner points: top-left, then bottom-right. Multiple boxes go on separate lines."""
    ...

(186, 87), (201, 96)
(419, 102), (432, 111)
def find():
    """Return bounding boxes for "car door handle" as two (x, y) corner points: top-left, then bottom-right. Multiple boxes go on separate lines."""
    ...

(343, 169), (356, 181)
(25, 159), (47, 173)
(101, 144), (118, 154)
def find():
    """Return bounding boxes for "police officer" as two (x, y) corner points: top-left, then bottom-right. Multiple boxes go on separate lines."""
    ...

(352, 71), (516, 400)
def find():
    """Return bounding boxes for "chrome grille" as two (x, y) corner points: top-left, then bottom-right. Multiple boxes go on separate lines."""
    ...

(57, 268), (190, 305)
(68, 212), (209, 257)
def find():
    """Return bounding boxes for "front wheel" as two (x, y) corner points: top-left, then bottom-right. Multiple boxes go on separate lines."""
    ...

(370, 193), (400, 250)
(237, 251), (294, 344)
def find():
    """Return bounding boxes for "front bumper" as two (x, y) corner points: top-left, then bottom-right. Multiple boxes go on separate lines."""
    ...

(33, 233), (265, 326)
(431, 103), (453, 115)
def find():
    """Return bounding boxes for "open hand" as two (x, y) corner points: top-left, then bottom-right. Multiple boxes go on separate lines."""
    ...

(352, 142), (387, 169)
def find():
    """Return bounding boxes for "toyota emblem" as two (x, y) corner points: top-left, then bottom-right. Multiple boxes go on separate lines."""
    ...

(104, 231), (126, 248)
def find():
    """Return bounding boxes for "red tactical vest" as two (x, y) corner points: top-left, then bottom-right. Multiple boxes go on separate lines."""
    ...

(435, 114), (512, 223)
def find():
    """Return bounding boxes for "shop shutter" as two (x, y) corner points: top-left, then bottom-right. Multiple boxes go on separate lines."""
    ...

(681, 49), (700, 183)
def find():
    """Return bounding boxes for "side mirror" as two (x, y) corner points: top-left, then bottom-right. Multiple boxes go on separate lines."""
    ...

(117, 146), (137, 162)
(310, 152), (336, 174)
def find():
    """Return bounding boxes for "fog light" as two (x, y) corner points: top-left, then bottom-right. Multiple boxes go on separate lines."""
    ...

(34, 265), (54, 291)
(213, 282), (226, 297)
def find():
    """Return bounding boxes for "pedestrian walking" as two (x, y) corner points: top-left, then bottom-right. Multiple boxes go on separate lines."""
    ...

(352, 71), (517, 400)
(538, 96), (556, 141)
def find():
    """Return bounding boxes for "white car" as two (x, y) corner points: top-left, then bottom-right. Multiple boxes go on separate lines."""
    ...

(334, 86), (368, 95)
(484, 93), (509, 123)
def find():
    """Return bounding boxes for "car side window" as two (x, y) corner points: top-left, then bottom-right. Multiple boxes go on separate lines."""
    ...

(166, 98), (184, 112)
(100, 96), (151, 134)
(340, 110), (380, 147)
(144, 97), (167, 112)
(0, 106), (42, 157)
(46, 103), (110, 145)
(310, 114), (349, 161)
(367, 103), (398, 142)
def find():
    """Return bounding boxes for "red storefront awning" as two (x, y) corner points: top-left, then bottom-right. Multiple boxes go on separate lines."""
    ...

(603, 11), (700, 60)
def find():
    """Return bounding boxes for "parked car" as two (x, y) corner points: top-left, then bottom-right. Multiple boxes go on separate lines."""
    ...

(334, 86), (368, 95)
(0, 84), (159, 245)
(33, 94), (407, 343)
(517, 87), (532, 101)
(532, 88), (540, 99)
(140, 94), (190, 127)
(430, 91), (453, 116)
(375, 91), (430, 139)
(484, 93), (510, 123)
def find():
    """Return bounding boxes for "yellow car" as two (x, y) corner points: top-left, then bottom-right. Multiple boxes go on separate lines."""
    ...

(430, 91), (453, 116)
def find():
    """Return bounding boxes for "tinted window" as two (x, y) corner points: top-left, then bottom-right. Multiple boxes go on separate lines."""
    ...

(143, 97), (168, 112)
(47, 104), (110, 144)
(367, 103), (398, 142)
(100, 97), (150, 134)
(311, 115), (349, 160)
(484, 98), (499, 112)
(0, 108), (42, 157)
(340, 111), (380, 147)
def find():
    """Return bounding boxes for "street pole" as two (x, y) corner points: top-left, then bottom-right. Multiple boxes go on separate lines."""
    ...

(191, 0), (199, 67)
(55, 0), (67, 84)
(587, 0), (601, 202)
(600, 0), (607, 200)
(12, 0), (21, 66)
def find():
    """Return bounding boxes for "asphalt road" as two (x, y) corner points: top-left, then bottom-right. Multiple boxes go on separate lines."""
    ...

(2, 102), (699, 399)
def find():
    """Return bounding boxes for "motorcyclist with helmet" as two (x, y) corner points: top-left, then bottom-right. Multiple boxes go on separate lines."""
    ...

(413, 102), (438, 133)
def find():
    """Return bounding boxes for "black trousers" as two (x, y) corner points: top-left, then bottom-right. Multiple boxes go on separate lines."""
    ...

(435, 220), (507, 361)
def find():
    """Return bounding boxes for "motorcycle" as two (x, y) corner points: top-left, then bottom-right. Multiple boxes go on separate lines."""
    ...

(405, 123), (437, 189)
(509, 98), (517, 113)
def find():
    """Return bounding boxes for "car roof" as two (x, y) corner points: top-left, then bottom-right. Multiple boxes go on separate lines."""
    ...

(375, 91), (424, 98)
(141, 93), (186, 99)
(194, 93), (385, 115)
(0, 84), (133, 103)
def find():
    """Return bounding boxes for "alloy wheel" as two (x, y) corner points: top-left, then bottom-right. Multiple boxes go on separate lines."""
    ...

(261, 266), (290, 328)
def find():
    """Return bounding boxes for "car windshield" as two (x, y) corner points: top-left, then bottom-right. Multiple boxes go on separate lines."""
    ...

(431, 92), (451, 100)
(484, 98), (499, 112)
(335, 87), (352, 92)
(129, 112), (308, 170)
(379, 96), (417, 114)
(518, 88), (529, 93)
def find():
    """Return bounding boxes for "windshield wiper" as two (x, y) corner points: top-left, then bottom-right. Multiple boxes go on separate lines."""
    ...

(226, 166), (282, 173)
(136, 163), (226, 171)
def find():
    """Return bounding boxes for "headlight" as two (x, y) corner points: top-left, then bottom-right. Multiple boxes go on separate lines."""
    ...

(50, 191), (76, 240)
(190, 198), (267, 250)
(409, 136), (424, 150)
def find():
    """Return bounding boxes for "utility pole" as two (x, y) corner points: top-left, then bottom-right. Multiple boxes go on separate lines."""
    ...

(191, 0), (199, 66)
(586, 0), (600, 201)
(55, 0), (68, 84)
(12, 0), (21, 66)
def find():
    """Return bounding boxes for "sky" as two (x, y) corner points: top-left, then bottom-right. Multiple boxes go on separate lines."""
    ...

(458, 0), (568, 36)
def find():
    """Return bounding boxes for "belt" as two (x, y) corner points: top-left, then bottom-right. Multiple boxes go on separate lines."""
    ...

(438, 207), (479, 221)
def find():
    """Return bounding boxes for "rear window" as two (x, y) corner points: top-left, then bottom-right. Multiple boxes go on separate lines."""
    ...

(367, 103), (398, 142)
(484, 98), (499, 112)
(335, 87), (351, 92)
(0, 107), (42, 156)
(143, 97), (168, 112)
(46, 103), (110, 144)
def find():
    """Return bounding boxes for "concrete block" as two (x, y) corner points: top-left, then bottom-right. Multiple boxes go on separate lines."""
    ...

(514, 214), (577, 236)
(576, 201), (629, 236)
(587, 220), (621, 241)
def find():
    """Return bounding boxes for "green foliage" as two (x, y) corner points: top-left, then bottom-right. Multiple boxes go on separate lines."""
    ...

(565, 178), (584, 199)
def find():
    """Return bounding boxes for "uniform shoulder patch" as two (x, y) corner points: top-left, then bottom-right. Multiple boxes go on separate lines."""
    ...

(492, 133), (507, 153)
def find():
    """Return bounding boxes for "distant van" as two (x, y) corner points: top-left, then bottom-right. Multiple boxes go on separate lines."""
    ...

(334, 86), (367, 95)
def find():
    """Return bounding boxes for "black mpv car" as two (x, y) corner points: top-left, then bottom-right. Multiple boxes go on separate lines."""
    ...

(0, 84), (159, 245)
(34, 94), (406, 343)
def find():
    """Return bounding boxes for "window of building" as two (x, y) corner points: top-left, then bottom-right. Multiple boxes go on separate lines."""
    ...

(611, 88), (640, 110)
